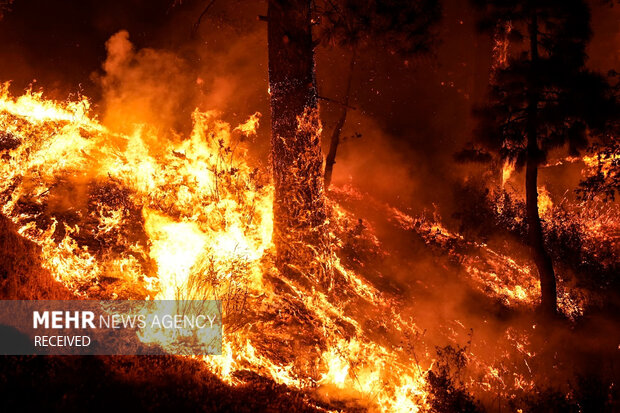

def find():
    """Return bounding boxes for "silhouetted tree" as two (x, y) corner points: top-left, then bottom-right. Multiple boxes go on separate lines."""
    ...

(316, 0), (442, 187)
(322, 47), (355, 189)
(470, 0), (617, 315)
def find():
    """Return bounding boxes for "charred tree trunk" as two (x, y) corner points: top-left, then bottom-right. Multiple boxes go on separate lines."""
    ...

(526, 11), (557, 316)
(267, 0), (330, 282)
(324, 48), (356, 189)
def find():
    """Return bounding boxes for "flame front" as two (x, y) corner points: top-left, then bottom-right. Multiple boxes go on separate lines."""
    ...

(0, 86), (432, 412)
(2, 84), (616, 412)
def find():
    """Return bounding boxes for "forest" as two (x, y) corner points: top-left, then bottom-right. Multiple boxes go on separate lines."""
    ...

(0, 0), (618, 412)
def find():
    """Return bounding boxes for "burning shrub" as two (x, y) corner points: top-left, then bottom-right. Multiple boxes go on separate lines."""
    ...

(0, 85), (272, 301)
(451, 176), (619, 316)
(0, 214), (71, 299)
(452, 177), (526, 242)
(426, 344), (482, 413)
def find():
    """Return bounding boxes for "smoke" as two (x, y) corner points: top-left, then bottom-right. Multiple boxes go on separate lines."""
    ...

(0, 2), (618, 410)
(328, 111), (421, 208)
(95, 30), (197, 134)
(194, 29), (268, 119)
(91, 7), (270, 157)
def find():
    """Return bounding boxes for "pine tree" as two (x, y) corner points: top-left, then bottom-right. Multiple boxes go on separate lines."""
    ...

(471, 0), (617, 315)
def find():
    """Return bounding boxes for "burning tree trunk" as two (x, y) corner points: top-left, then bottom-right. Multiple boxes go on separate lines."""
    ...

(526, 12), (557, 316)
(324, 48), (356, 189)
(267, 0), (330, 281)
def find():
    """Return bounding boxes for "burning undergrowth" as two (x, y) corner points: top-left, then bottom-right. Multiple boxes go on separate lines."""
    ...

(329, 181), (618, 411)
(451, 176), (619, 314)
(0, 84), (617, 411)
(0, 86), (434, 412)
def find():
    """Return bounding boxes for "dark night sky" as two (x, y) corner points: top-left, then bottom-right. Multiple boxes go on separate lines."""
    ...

(0, 0), (191, 97)
(0, 0), (617, 210)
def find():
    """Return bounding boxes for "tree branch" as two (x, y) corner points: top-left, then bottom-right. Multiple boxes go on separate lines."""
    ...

(193, 0), (217, 34)
(317, 95), (356, 110)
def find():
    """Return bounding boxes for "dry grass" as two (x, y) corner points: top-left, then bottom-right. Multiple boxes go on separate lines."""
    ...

(0, 214), (72, 300)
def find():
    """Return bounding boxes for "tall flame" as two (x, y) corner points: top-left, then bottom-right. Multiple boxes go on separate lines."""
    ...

(0, 86), (432, 412)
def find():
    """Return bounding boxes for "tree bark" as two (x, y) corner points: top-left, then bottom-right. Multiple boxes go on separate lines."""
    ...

(267, 0), (330, 282)
(324, 48), (356, 189)
(526, 11), (557, 316)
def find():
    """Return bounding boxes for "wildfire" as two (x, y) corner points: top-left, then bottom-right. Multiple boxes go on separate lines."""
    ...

(0, 86), (432, 412)
(1, 85), (616, 412)
(492, 20), (513, 72)
(537, 186), (553, 218)
(501, 160), (515, 187)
